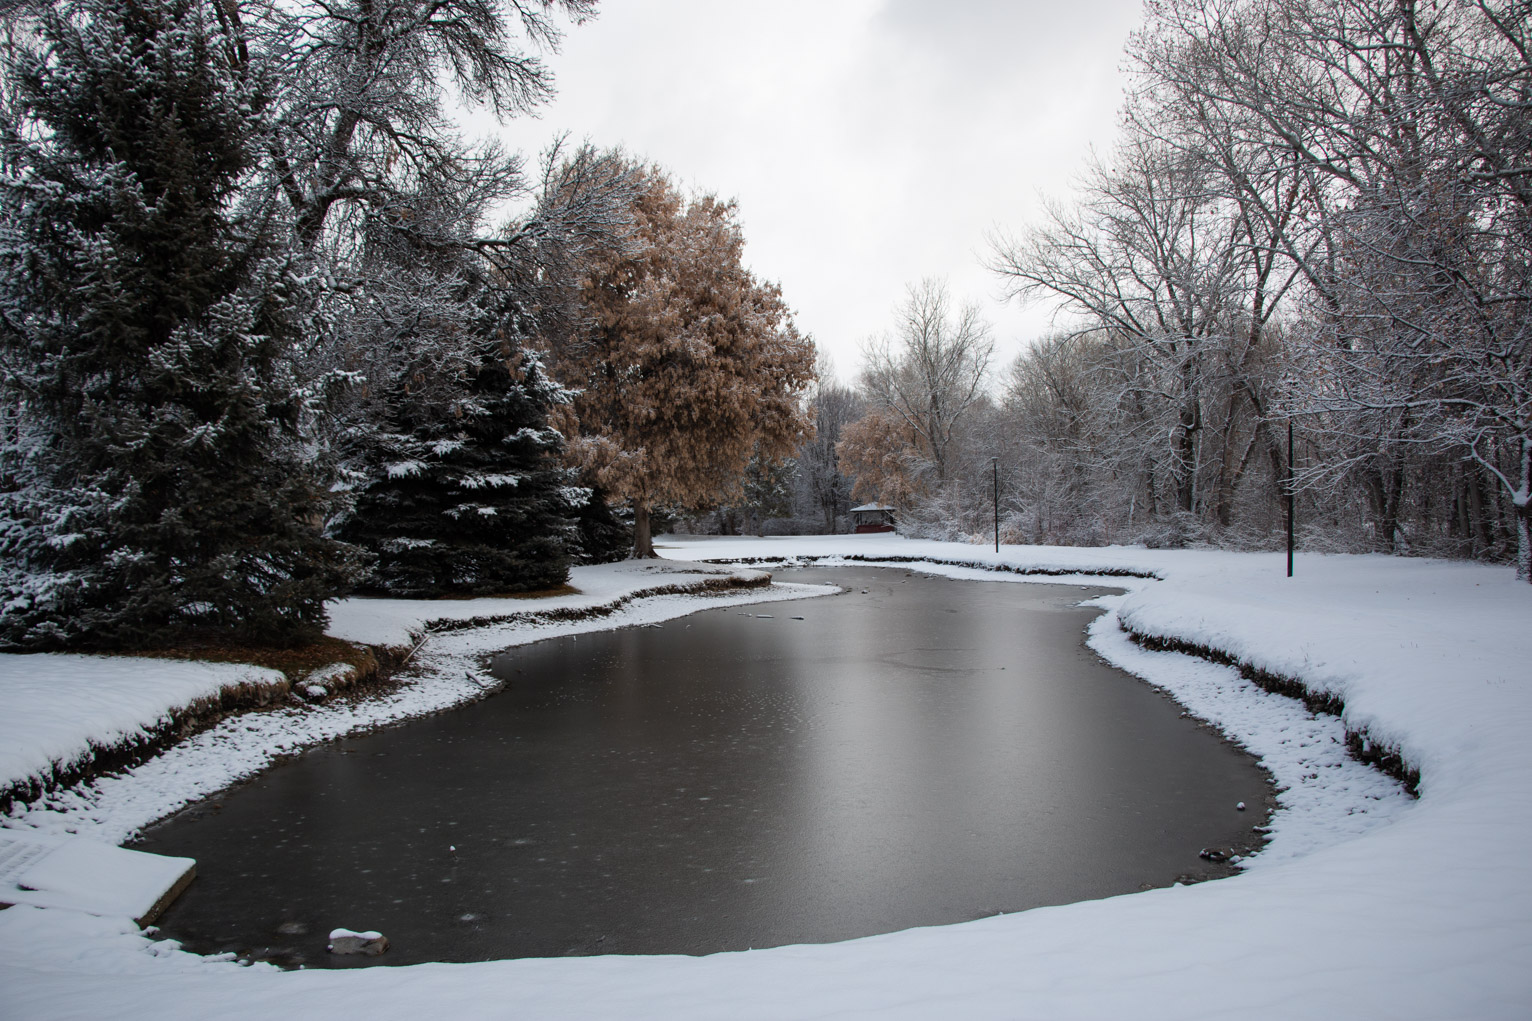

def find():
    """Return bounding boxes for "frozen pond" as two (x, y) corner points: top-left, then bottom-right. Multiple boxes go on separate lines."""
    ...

(134, 567), (1270, 967)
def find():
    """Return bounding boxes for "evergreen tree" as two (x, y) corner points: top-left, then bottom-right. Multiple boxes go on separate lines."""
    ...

(340, 322), (578, 598)
(569, 485), (633, 565)
(321, 153), (588, 597)
(0, 0), (357, 649)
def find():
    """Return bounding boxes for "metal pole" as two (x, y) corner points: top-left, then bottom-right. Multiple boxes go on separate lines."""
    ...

(992, 457), (1000, 553)
(1287, 419), (1295, 578)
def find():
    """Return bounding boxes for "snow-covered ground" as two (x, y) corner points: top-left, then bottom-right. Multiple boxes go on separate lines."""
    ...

(3, 534), (1530, 1019)
(0, 559), (817, 847)
(0, 657), (285, 806)
(323, 558), (778, 648)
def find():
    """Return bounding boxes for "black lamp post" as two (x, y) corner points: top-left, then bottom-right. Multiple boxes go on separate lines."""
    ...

(992, 457), (1000, 554)
(1286, 419), (1295, 578)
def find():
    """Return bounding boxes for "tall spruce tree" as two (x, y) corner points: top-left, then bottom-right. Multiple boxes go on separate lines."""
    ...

(327, 144), (635, 595)
(341, 324), (578, 597)
(0, 0), (357, 649)
(325, 171), (581, 597)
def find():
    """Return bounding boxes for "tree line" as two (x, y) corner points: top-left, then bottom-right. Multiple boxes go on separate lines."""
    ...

(0, 0), (815, 651)
(824, 0), (1529, 583)
(4, 0), (1525, 658)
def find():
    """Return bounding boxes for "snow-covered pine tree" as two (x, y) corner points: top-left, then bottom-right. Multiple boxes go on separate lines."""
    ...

(0, 0), (357, 650)
(569, 485), (633, 564)
(328, 143), (635, 595)
(340, 312), (578, 598)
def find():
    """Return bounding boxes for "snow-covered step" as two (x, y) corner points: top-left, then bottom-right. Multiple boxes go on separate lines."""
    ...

(0, 830), (194, 926)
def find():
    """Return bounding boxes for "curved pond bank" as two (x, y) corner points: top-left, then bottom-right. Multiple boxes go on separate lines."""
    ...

(132, 567), (1270, 967)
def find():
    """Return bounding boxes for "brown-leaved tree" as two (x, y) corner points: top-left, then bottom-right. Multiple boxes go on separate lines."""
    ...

(836, 408), (925, 509)
(556, 168), (816, 557)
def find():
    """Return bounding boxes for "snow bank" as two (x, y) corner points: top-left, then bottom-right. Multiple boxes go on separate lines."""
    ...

(0, 560), (775, 819)
(0, 655), (285, 808)
(2, 574), (831, 848)
(1, 535), (1529, 1019)
(0, 830), (194, 926)
(324, 559), (771, 647)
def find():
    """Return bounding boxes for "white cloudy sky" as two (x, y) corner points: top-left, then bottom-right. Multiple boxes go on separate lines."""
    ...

(490, 0), (1148, 382)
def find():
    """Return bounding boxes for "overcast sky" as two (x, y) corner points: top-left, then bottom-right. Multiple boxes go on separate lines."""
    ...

(491, 0), (1148, 383)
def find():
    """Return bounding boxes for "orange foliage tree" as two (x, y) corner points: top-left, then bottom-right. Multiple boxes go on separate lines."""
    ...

(835, 408), (926, 509)
(556, 168), (816, 556)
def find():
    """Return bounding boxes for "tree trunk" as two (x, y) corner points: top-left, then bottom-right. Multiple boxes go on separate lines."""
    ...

(1213, 393), (1239, 528)
(1385, 463), (1404, 553)
(633, 501), (656, 559)
(1176, 398), (1201, 514)
(1454, 483), (1471, 553)
(1516, 435), (1531, 583)
(1467, 471), (1491, 555)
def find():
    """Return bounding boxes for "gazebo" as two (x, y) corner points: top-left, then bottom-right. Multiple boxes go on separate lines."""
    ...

(849, 502), (896, 534)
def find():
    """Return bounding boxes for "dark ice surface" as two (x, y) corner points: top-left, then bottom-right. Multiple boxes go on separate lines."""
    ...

(135, 567), (1270, 967)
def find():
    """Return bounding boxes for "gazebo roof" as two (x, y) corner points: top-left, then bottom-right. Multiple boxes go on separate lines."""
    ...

(849, 503), (895, 513)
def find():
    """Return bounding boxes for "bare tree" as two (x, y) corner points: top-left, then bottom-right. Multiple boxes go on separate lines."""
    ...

(989, 0), (1531, 574)
(792, 356), (863, 532)
(1133, 0), (1532, 573)
(859, 279), (994, 486)
(220, 0), (596, 251)
(991, 136), (1249, 520)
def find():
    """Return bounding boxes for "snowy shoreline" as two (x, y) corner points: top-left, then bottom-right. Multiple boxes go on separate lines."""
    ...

(2, 534), (1530, 1019)
(0, 560), (801, 846)
(716, 550), (1421, 794)
(0, 560), (777, 827)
